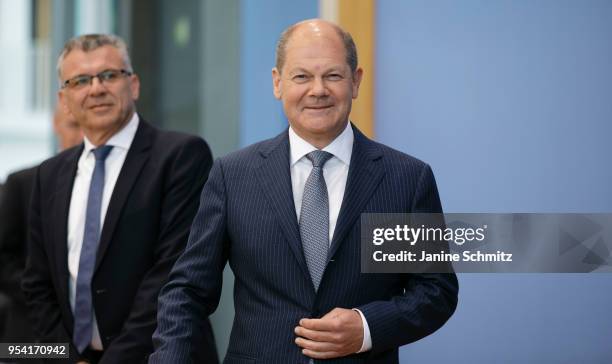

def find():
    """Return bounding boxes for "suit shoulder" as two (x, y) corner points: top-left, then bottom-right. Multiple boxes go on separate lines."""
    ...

(369, 139), (431, 172)
(150, 126), (210, 151)
(6, 165), (38, 186)
(2, 166), (37, 203)
(138, 124), (212, 166)
(217, 135), (280, 167)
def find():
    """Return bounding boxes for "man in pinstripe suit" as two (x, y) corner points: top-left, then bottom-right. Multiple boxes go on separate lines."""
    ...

(151, 19), (458, 363)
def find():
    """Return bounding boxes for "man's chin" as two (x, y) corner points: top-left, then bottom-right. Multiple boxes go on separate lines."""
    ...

(83, 115), (118, 130)
(299, 114), (337, 126)
(303, 107), (334, 117)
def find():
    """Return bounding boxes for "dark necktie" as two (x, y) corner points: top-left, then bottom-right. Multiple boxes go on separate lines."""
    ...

(73, 145), (113, 353)
(299, 150), (333, 292)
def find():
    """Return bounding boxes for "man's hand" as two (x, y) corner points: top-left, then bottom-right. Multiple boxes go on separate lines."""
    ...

(294, 307), (364, 359)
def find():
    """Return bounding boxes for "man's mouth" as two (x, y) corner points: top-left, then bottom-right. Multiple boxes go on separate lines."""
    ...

(89, 103), (112, 111)
(304, 105), (333, 110)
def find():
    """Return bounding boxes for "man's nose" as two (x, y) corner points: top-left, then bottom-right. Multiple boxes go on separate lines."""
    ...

(309, 77), (329, 97)
(88, 76), (107, 95)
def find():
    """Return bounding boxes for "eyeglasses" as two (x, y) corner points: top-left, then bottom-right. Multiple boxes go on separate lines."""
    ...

(61, 69), (133, 90)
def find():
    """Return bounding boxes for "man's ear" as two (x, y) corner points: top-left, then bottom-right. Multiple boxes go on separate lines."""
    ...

(130, 73), (141, 101)
(272, 67), (282, 99)
(351, 67), (364, 99)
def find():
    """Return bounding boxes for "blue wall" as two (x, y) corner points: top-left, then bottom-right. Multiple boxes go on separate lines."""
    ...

(376, 1), (612, 362)
(239, 1), (317, 147)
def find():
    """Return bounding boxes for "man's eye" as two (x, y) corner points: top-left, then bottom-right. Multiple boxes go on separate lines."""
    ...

(74, 76), (92, 86)
(100, 71), (119, 81)
(293, 74), (308, 82)
(326, 74), (342, 81)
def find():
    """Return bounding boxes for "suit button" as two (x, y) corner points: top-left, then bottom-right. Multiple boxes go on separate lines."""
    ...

(95, 288), (107, 294)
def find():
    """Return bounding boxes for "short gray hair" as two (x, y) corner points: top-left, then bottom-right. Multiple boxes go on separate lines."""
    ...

(275, 21), (358, 75)
(57, 34), (133, 80)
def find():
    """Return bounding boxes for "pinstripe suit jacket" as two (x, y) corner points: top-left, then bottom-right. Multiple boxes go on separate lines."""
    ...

(151, 125), (458, 363)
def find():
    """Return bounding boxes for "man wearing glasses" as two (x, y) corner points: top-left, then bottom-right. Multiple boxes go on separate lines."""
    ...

(22, 34), (218, 364)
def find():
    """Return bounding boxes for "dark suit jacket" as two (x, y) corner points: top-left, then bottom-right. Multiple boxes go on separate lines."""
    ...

(150, 125), (458, 364)
(0, 167), (35, 299)
(0, 166), (37, 342)
(22, 119), (218, 363)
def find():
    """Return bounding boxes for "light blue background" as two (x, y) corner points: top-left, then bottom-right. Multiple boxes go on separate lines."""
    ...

(376, 1), (612, 362)
(239, 1), (316, 147)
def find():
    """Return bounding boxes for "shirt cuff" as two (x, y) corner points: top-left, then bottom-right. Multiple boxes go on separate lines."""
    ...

(352, 308), (372, 353)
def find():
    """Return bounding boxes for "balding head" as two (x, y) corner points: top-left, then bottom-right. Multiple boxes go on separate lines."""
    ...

(275, 19), (358, 76)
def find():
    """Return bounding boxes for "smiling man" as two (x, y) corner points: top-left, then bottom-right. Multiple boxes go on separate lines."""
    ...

(22, 34), (217, 364)
(150, 20), (458, 363)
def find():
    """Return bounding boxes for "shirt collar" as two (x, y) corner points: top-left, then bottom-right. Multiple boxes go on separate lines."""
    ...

(83, 113), (140, 155)
(289, 121), (354, 167)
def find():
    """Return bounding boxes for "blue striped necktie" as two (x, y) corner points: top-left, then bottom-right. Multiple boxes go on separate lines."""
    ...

(73, 145), (113, 353)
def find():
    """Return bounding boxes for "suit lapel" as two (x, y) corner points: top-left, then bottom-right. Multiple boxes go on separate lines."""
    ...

(327, 126), (385, 263)
(254, 131), (311, 282)
(94, 119), (153, 271)
(53, 146), (82, 312)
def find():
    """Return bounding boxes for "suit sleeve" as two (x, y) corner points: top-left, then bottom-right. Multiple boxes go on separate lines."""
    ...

(149, 159), (229, 364)
(0, 173), (27, 296)
(100, 138), (215, 364)
(22, 166), (83, 361)
(358, 163), (459, 354)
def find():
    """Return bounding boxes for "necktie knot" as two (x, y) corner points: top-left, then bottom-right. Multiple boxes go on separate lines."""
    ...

(93, 145), (113, 161)
(306, 150), (333, 168)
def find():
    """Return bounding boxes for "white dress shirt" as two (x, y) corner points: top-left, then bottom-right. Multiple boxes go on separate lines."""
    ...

(67, 113), (139, 350)
(289, 122), (372, 353)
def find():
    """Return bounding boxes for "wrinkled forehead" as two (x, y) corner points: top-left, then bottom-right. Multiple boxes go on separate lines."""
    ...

(287, 22), (344, 50)
(283, 31), (347, 68)
(60, 46), (126, 78)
